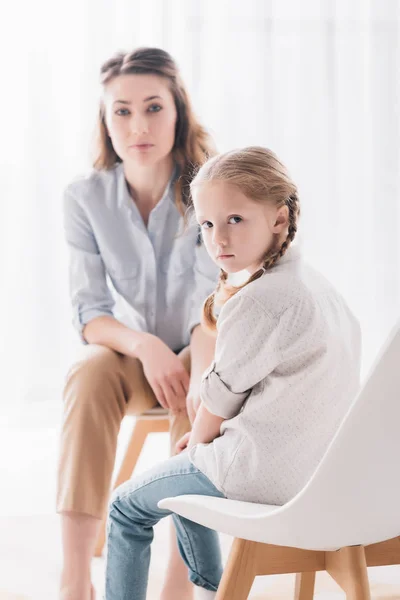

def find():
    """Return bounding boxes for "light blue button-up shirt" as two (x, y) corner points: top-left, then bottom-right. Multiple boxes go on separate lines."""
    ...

(63, 163), (219, 351)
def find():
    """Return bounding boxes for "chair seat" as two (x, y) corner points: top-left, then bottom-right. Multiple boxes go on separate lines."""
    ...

(160, 494), (278, 518)
(159, 494), (399, 551)
(138, 407), (169, 420)
(159, 494), (281, 541)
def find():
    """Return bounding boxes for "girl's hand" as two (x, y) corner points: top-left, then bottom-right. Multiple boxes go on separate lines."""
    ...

(175, 432), (191, 454)
(135, 334), (190, 411)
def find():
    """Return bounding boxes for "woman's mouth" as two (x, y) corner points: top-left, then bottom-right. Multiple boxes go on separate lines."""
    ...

(129, 144), (155, 151)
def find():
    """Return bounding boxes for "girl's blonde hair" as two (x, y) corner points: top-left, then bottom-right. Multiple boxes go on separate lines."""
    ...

(190, 146), (300, 331)
(93, 47), (215, 213)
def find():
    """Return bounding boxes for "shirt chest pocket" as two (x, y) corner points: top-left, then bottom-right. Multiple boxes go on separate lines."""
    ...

(106, 257), (139, 281)
(101, 232), (143, 281)
(161, 237), (195, 277)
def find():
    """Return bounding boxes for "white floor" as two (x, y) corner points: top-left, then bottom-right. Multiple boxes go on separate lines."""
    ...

(1, 398), (400, 599)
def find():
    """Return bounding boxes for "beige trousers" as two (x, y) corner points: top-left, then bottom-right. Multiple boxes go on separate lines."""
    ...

(56, 344), (191, 519)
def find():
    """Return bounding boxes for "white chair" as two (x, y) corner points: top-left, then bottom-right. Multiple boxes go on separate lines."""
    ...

(159, 322), (400, 599)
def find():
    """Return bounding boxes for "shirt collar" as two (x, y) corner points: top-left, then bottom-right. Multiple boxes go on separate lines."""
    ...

(116, 162), (179, 220)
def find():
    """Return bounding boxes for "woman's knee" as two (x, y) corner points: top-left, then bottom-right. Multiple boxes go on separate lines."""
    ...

(177, 345), (191, 374)
(63, 345), (123, 413)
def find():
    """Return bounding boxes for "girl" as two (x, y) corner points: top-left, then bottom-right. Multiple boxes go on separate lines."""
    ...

(105, 147), (361, 599)
(57, 47), (218, 600)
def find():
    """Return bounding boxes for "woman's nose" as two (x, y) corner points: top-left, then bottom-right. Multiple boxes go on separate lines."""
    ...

(130, 114), (149, 135)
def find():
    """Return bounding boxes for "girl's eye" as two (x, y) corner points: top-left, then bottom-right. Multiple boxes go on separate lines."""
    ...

(115, 108), (130, 116)
(201, 221), (213, 230)
(148, 104), (162, 113)
(228, 215), (242, 224)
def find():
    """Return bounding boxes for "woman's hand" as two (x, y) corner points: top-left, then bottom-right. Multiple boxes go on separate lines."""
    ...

(175, 432), (191, 454)
(187, 324), (215, 423)
(186, 389), (202, 424)
(135, 333), (190, 411)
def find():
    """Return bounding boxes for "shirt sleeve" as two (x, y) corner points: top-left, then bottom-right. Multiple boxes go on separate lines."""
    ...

(200, 293), (281, 419)
(64, 186), (115, 342)
(187, 238), (220, 335)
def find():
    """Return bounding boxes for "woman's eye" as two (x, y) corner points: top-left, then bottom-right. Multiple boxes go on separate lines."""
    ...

(115, 108), (130, 116)
(228, 216), (242, 224)
(148, 104), (162, 113)
(201, 221), (213, 230)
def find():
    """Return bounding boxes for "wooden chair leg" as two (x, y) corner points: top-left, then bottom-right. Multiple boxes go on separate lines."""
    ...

(326, 546), (371, 600)
(94, 418), (168, 557)
(294, 572), (316, 600)
(216, 538), (257, 600)
(364, 536), (400, 567)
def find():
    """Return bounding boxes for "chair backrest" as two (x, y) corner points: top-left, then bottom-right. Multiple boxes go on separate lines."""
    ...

(279, 320), (400, 548)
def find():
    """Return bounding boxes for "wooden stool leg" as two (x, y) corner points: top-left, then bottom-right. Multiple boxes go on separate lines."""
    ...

(326, 546), (371, 600)
(94, 418), (154, 557)
(294, 572), (316, 600)
(216, 538), (257, 600)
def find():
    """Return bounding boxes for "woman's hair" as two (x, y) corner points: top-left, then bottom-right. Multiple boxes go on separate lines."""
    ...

(93, 47), (215, 212)
(190, 146), (301, 331)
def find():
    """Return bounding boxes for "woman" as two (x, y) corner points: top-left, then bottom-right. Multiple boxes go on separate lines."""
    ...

(57, 47), (218, 600)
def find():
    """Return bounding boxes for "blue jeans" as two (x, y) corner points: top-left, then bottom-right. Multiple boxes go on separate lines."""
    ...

(105, 452), (226, 600)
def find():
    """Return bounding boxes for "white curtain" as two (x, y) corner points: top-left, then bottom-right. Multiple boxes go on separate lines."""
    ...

(1, 0), (399, 411)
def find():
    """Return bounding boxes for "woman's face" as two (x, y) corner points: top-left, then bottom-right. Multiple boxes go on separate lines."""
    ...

(103, 73), (177, 167)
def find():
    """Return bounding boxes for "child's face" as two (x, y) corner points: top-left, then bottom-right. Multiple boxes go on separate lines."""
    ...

(193, 181), (288, 274)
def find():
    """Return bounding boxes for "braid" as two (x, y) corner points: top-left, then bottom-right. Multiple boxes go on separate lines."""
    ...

(202, 269), (228, 332)
(202, 293), (216, 331)
(278, 193), (299, 256)
(259, 192), (300, 273)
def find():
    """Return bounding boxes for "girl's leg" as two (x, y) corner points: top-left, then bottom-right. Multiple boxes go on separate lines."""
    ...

(105, 452), (225, 600)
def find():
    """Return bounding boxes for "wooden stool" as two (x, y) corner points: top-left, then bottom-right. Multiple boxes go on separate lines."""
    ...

(94, 407), (169, 556)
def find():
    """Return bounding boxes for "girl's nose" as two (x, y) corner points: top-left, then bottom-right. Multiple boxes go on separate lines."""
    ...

(212, 226), (228, 247)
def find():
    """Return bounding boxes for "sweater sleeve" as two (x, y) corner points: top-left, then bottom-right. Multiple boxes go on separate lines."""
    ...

(200, 293), (281, 419)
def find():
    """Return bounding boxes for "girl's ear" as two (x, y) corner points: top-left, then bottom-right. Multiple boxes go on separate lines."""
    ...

(272, 206), (289, 233)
